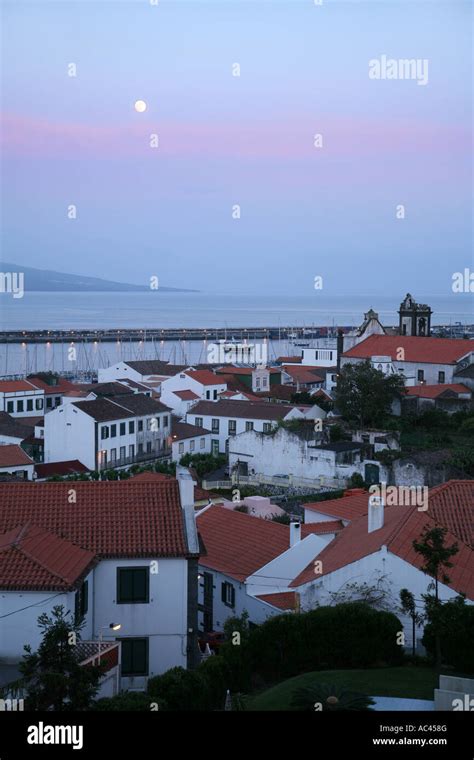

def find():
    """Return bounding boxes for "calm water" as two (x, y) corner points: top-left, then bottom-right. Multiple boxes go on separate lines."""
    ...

(0, 291), (472, 376)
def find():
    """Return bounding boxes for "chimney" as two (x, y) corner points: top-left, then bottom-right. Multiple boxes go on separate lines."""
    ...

(290, 521), (301, 547)
(368, 493), (384, 533)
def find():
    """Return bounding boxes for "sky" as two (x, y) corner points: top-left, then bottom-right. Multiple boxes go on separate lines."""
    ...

(0, 0), (472, 295)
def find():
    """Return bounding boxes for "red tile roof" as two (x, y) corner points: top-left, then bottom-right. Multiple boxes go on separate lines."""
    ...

(405, 384), (471, 399)
(428, 480), (474, 547)
(304, 492), (370, 521)
(35, 460), (89, 478)
(256, 591), (298, 610)
(185, 370), (223, 386)
(0, 444), (34, 468)
(189, 399), (296, 421)
(0, 380), (39, 393)
(276, 356), (302, 364)
(282, 366), (324, 384)
(0, 523), (96, 591)
(0, 481), (191, 559)
(301, 521), (344, 537)
(291, 505), (474, 599)
(171, 421), (212, 441)
(174, 389), (200, 400)
(342, 335), (474, 364)
(196, 505), (290, 581)
(27, 377), (78, 395)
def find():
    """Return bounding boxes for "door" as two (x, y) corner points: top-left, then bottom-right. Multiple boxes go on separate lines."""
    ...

(211, 439), (219, 457)
(364, 463), (380, 486)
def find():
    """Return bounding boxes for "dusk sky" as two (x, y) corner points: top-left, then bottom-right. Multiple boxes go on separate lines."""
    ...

(1, 0), (472, 295)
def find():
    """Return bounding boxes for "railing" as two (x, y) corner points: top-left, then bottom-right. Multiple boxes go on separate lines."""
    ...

(202, 473), (348, 491)
(99, 449), (171, 471)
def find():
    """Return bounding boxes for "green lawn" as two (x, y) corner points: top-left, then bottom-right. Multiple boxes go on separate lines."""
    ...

(247, 666), (438, 711)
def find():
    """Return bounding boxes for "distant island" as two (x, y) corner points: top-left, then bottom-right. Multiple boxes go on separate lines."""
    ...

(1, 263), (199, 293)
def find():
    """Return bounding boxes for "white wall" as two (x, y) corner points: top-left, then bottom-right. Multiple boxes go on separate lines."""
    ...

(94, 558), (188, 689)
(172, 434), (211, 463)
(186, 409), (302, 454)
(197, 567), (283, 631)
(0, 390), (44, 417)
(44, 404), (96, 469)
(340, 356), (466, 386)
(98, 362), (143, 383)
(0, 462), (34, 480)
(0, 590), (72, 661)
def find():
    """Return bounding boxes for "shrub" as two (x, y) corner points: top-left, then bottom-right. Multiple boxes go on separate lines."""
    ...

(147, 666), (210, 711)
(199, 656), (231, 710)
(422, 596), (474, 673)
(94, 691), (156, 711)
(291, 682), (375, 711)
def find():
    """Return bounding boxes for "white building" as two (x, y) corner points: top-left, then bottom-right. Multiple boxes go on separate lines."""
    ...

(228, 426), (362, 485)
(196, 504), (342, 631)
(186, 399), (306, 455)
(170, 420), (212, 462)
(44, 395), (171, 471)
(98, 359), (204, 385)
(341, 335), (474, 386)
(160, 370), (227, 417)
(0, 380), (44, 418)
(0, 470), (200, 690)
(292, 483), (474, 651)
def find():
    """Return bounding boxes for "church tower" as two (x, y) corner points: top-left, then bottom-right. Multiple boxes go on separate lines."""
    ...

(398, 294), (432, 336)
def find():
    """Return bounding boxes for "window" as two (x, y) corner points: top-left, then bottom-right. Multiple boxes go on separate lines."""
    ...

(55, 397), (61, 406)
(119, 638), (149, 677)
(74, 580), (89, 623)
(213, 390), (217, 400)
(228, 420), (236, 435)
(417, 370), (425, 382)
(255, 378), (261, 389)
(438, 371), (445, 384)
(245, 421), (254, 432)
(35, 398), (43, 410)
(17, 400), (24, 412)
(110, 448), (116, 462)
(200, 437), (205, 449)
(120, 422), (126, 436)
(46, 397), (53, 409)
(211, 439), (219, 456)
(6, 401), (13, 413)
(138, 443), (143, 454)
(163, 416), (169, 428)
(206, 390), (211, 400)
(221, 581), (235, 608)
(110, 424), (117, 438)
(179, 442), (184, 454)
(138, 420), (143, 432)
(146, 441), (152, 453)
(129, 421), (135, 434)
(129, 444), (135, 458)
(120, 446), (126, 460)
(190, 440), (195, 452)
(26, 399), (33, 411)
(263, 423), (272, 433)
(101, 426), (109, 440)
(262, 377), (267, 388)
(195, 417), (203, 427)
(211, 418), (219, 433)
(117, 567), (149, 604)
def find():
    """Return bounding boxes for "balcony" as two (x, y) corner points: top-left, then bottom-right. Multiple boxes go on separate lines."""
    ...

(98, 448), (171, 471)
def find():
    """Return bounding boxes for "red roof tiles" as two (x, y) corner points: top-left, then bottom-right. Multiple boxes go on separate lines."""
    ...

(428, 480), (474, 547)
(0, 380), (39, 393)
(35, 460), (89, 478)
(304, 492), (370, 521)
(196, 505), (290, 581)
(342, 335), (474, 364)
(0, 481), (190, 559)
(0, 524), (96, 591)
(256, 591), (298, 610)
(185, 370), (222, 386)
(405, 384), (471, 399)
(174, 390), (200, 400)
(0, 444), (34, 468)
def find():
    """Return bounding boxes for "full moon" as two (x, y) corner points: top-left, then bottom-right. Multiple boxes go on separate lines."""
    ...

(134, 100), (147, 113)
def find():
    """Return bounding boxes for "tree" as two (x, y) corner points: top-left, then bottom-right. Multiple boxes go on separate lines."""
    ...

(413, 525), (459, 669)
(399, 588), (424, 657)
(335, 361), (405, 427)
(18, 606), (105, 711)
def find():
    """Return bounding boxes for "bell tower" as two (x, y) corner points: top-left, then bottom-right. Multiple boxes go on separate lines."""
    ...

(398, 294), (432, 336)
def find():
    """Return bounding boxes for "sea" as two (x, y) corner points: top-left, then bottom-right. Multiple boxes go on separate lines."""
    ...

(0, 291), (472, 377)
